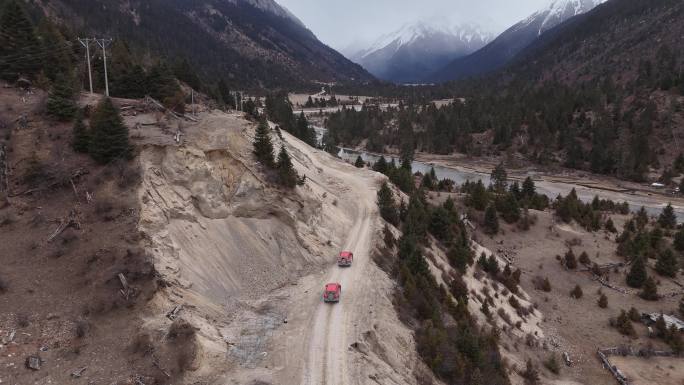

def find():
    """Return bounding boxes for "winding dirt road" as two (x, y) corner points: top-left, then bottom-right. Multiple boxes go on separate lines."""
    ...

(282, 130), (381, 385)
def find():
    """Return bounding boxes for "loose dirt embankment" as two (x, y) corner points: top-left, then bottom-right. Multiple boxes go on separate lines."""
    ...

(135, 110), (423, 384)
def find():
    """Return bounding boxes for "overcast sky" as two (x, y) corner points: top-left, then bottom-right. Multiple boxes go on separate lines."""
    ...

(278, 0), (552, 53)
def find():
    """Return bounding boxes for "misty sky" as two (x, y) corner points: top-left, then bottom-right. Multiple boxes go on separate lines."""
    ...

(278, 0), (552, 52)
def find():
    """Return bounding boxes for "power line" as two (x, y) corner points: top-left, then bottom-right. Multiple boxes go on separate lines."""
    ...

(76, 37), (112, 96)
(95, 38), (112, 97)
(77, 38), (94, 94)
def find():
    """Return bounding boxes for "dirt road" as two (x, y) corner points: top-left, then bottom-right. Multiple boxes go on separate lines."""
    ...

(281, 130), (388, 385)
(303, 205), (373, 385)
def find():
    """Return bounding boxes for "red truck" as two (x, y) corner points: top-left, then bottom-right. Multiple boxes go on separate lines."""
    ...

(323, 283), (341, 303)
(338, 251), (353, 267)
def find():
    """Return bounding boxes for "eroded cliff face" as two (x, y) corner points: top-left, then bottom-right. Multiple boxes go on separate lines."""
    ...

(129, 108), (427, 385)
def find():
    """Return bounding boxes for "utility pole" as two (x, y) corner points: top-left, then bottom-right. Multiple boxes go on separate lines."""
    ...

(77, 38), (94, 94)
(95, 38), (113, 97)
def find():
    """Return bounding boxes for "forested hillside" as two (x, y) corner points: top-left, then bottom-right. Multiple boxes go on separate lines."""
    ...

(326, 0), (684, 183)
(20, 0), (373, 89)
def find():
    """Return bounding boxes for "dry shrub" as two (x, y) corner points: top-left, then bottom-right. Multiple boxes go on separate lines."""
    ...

(29, 213), (45, 227)
(498, 308), (512, 326)
(544, 353), (560, 374)
(16, 313), (30, 328)
(517, 305), (532, 319)
(94, 198), (118, 221)
(570, 285), (583, 299)
(509, 295), (520, 309)
(167, 319), (199, 373)
(131, 332), (153, 354)
(565, 237), (582, 247)
(168, 318), (196, 340)
(532, 276), (551, 292)
(0, 212), (16, 227)
(113, 160), (141, 189)
(60, 228), (79, 245)
(75, 319), (89, 338)
(48, 246), (65, 259)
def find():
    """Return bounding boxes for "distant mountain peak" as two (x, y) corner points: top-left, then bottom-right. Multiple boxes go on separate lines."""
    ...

(353, 20), (492, 83)
(522, 0), (607, 35)
(428, 0), (607, 82)
(361, 21), (492, 59)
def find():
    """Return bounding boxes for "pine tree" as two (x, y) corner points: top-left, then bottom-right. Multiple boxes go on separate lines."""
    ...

(490, 162), (508, 192)
(88, 98), (131, 164)
(579, 251), (591, 266)
(509, 181), (521, 199)
(565, 249), (578, 269)
(467, 180), (489, 211)
(674, 229), (684, 252)
(498, 193), (520, 223)
(276, 146), (298, 188)
(522, 359), (540, 385)
(655, 248), (679, 278)
(615, 310), (636, 336)
(484, 205), (499, 235)
(46, 72), (77, 121)
(626, 257), (647, 288)
(71, 111), (89, 153)
(0, 0), (42, 81)
(35, 18), (72, 82)
(354, 155), (364, 168)
(570, 284), (583, 299)
(522, 176), (536, 198)
(635, 206), (649, 229)
(658, 203), (677, 229)
(147, 63), (183, 111)
(109, 40), (147, 98)
(640, 277), (659, 301)
(674, 153), (684, 174)
(598, 293), (608, 308)
(373, 156), (388, 174)
(217, 78), (234, 108)
(253, 118), (275, 167)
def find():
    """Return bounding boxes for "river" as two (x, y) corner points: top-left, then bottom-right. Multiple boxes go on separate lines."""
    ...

(337, 148), (684, 221)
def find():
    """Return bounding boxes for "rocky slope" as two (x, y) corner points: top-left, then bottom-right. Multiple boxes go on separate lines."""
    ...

(131, 100), (430, 383)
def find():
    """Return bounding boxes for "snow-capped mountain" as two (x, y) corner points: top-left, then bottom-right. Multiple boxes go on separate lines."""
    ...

(519, 0), (606, 35)
(352, 21), (492, 83)
(430, 0), (607, 82)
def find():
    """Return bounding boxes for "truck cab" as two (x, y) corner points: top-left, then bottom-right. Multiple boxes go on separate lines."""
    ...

(338, 251), (353, 267)
(323, 283), (341, 303)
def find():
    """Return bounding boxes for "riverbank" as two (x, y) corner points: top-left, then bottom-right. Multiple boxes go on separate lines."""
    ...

(338, 148), (684, 220)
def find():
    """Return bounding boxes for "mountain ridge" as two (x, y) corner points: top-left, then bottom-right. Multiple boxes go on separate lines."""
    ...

(429, 0), (606, 82)
(35, 0), (374, 89)
(352, 21), (492, 83)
